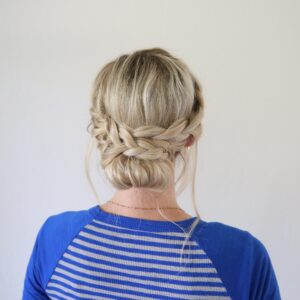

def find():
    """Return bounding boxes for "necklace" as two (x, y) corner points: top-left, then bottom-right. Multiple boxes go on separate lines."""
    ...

(108, 199), (184, 211)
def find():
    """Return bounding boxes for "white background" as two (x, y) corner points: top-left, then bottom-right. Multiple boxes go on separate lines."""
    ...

(0, 1), (299, 299)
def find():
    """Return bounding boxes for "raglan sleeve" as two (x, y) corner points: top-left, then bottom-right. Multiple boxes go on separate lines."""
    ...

(249, 234), (281, 300)
(22, 208), (95, 299)
(22, 218), (51, 300)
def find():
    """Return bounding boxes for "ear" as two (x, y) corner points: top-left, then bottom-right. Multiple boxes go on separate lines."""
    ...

(184, 135), (194, 148)
(175, 135), (195, 158)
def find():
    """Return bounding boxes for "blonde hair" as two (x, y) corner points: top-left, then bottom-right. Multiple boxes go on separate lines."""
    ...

(85, 47), (205, 271)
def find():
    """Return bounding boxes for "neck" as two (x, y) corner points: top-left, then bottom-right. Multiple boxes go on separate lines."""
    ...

(100, 176), (193, 221)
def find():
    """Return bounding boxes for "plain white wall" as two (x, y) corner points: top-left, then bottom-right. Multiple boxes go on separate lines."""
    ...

(0, 0), (299, 298)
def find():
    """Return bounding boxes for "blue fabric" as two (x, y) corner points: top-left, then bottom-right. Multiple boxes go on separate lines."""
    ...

(22, 205), (281, 300)
(22, 209), (94, 299)
(193, 221), (281, 299)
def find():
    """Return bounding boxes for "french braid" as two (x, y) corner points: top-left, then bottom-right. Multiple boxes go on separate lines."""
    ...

(88, 80), (204, 192)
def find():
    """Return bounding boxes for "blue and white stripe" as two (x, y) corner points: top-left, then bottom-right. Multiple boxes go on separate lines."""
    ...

(46, 218), (231, 300)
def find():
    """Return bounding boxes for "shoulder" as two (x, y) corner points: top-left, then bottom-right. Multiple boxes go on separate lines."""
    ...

(195, 220), (259, 253)
(29, 206), (96, 290)
(39, 206), (95, 240)
(37, 205), (97, 267)
(192, 220), (281, 299)
(195, 220), (251, 241)
(193, 220), (258, 274)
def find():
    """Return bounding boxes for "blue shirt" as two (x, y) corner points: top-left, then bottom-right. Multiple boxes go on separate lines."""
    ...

(22, 205), (281, 299)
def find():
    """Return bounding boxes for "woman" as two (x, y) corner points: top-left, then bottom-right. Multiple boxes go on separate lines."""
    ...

(22, 47), (281, 299)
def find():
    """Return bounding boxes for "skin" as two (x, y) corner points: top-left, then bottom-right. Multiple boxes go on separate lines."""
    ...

(100, 135), (195, 221)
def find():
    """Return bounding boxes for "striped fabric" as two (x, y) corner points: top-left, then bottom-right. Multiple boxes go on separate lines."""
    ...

(45, 206), (231, 300)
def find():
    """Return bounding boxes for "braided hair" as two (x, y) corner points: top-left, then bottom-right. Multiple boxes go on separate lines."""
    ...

(87, 48), (204, 193)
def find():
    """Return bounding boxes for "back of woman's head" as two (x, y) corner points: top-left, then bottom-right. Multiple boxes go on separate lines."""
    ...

(88, 47), (205, 193)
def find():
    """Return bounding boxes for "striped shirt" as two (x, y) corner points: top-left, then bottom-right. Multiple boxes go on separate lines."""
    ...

(22, 205), (281, 300)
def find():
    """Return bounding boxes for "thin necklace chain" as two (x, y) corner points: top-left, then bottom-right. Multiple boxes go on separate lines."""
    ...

(108, 199), (184, 211)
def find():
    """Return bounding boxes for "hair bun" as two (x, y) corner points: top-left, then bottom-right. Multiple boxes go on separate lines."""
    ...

(86, 47), (204, 192)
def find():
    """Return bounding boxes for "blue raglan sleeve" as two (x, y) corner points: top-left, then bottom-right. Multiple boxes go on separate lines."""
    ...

(249, 234), (281, 300)
(22, 217), (51, 299)
(22, 208), (95, 299)
(194, 221), (281, 300)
